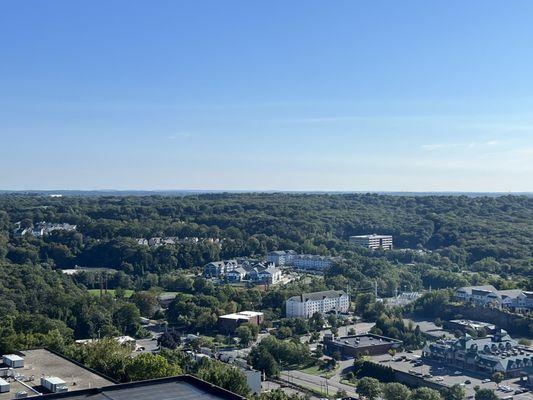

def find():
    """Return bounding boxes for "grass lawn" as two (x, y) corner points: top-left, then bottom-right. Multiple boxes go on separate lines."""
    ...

(299, 363), (340, 379)
(87, 289), (134, 298)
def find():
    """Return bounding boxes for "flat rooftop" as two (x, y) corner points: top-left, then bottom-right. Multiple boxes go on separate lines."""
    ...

(0, 348), (113, 399)
(219, 311), (263, 320)
(38, 375), (245, 400)
(330, 334), (402, 348)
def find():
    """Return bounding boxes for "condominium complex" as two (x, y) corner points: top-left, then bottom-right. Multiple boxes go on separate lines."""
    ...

(286, 290), (350, 318)
(422, 330), (533, 378)
(455, 285), (533, 312)
(266, 250), (297, 266)
(267, 251), (334, 272)
(349, 234), (393, 250)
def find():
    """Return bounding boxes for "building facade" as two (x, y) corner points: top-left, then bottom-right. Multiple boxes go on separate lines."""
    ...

(454, 286), (533, 312)
(218, 311), (264, 333)
(286, 290), (350, 318)
(422, 330), (533, 378)
(349, 234), (393, 250)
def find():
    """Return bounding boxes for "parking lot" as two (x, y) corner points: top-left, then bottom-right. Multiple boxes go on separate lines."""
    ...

(370, 351), (533, 399)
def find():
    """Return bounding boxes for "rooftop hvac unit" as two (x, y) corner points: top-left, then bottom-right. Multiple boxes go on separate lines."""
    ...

(15, 391), (28, 399)
(0, 377), (10, 393)
(41, 377), (68, 393)
(2, 355), (24, 368)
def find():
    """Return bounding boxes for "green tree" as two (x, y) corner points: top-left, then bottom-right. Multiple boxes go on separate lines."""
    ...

(445, 384), (465, 400)
(411, 387), (442, 400)
(491, 372), (504, 384)
(474, 389), (498, 400)
(236, 325), (253, 347)
(382, 382), (411, 400)
(197, 359), (250, 397)
(125, 353), (181, 381)
(357, 377), (382, 400)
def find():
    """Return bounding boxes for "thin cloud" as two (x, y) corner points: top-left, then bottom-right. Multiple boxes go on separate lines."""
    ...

(168, 132), (192, 140)
(421, 140), (502, 151)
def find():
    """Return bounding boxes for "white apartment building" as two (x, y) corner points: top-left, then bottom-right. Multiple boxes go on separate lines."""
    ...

(349, 234), (393, 250)
(291, 255), (333, 271)
(266, 250), (297, 266)
(286, 290), (350, 318)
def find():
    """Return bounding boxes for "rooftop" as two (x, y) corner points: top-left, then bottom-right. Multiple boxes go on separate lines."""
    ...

(330, 334), (402, 348)
(0, 349), (113, 400)
(350, 234), (392, 239)
(288, 290), (347, 302)
(37, 375), (245, 400)
(219, 311), (263, 320)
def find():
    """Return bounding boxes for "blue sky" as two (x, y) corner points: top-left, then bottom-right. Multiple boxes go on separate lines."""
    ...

(1, 1), (533, 191)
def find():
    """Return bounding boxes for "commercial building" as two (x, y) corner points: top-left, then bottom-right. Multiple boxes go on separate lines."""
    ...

(38, 375), (246, 400)
(286, 290), (349, 318)
(349, 234), (393, 250)
(422, 330), (533, 378)
(324, 333), (402, 358)
(0, 348), (113, 399)
(454, 285), (533, 312)
(218, 311), (264, 333)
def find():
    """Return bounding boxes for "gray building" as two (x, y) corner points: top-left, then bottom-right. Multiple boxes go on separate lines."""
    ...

(350, 234), (393, 250)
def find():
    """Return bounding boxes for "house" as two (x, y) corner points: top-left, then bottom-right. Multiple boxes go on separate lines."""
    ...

(455, 285), (533, 312)
(204, 260), (239, 278)
(454, 285), (501, 307)
(226, 267), (247, 282)
(256, 265), (282, 284)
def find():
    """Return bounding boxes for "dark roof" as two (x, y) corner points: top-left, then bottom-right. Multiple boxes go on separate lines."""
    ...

(288, 290), (346, 302)
(330, 334), (402, 348)
(38, 375), (245, 400)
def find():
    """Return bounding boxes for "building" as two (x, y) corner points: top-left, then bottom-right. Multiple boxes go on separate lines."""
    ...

(422, 330), (533, 378)
(349, 234), (393, 250)
(226, 267), (247, 282)
(286, 290), (350, 318)
(38, 375), (246, 400)
(204, 260), (239, 278)
(324, 333), (402, 358)
(454, 286), (533, 312)
(266, 250), (297, 266)
(445, 320), (497, 336)
(218, 311), (264, 333)
(0, 348), (113, 399)
(255, 265), (282, 284)
(291, 255), (333, 271)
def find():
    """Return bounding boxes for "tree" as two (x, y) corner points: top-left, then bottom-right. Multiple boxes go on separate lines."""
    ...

(474, 389), (498, 400)
(125, 353), (181, 381)
(382, 382), (411, 400)
(130, 291), (158, 318)
(445, 384), (465, 400)
(491, 372), (504, 384)
(197, 360), (250, 397)
(357, 377), (381, 400)
(411, 387), (442, 400)
(236, 325), (253, 347)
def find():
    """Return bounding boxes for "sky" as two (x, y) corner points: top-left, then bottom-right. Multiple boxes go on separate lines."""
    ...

(1, 1), (533, 192)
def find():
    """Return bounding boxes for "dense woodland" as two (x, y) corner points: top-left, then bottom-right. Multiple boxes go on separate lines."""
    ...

(0, 193), (532, 384)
